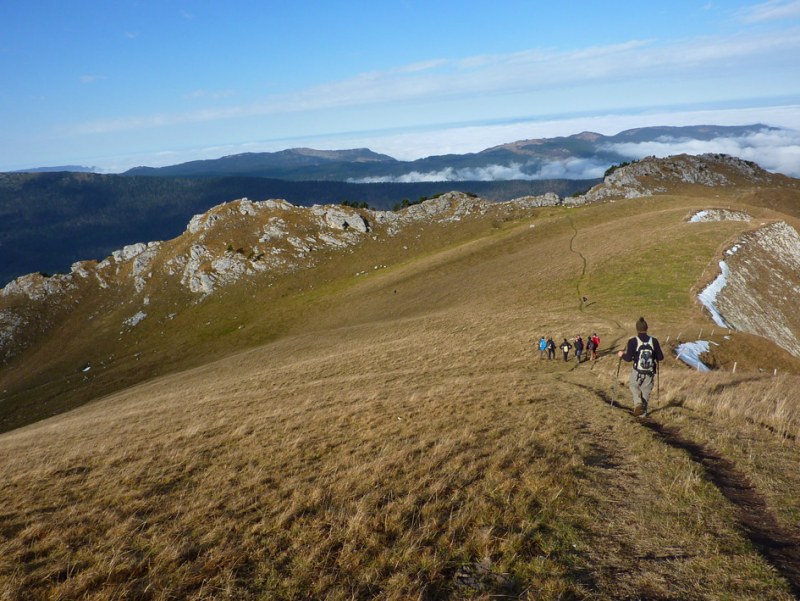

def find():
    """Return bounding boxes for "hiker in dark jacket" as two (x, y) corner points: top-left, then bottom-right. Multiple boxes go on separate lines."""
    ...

(586, 335), (597, 362)
(546, 337), (556, 360)
(574, 335), (584, 363)
(560, 338), (572, 362)
(590, 333), (600, 361)
(617, 317), (664, 417)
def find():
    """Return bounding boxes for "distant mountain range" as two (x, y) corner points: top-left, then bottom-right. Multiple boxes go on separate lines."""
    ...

(1, 123), (785, 287)
(121, 124), (779, 181)
(13, 165), (96, 174)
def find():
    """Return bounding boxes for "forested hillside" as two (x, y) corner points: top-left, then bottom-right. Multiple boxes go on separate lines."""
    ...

(0, 172), (595, 286)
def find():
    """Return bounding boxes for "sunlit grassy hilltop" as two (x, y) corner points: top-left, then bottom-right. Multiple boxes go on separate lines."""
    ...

(1, 155), (800, 599)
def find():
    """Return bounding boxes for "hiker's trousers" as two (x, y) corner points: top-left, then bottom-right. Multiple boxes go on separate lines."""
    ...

(629, 370), (654, 408)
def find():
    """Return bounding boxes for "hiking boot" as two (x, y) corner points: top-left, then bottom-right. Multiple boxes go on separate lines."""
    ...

(633, 405), (643, 417)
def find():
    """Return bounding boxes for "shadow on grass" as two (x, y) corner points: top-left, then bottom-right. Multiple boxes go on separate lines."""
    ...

(567, 377), (800, 597)
(641, 420), (800, 598)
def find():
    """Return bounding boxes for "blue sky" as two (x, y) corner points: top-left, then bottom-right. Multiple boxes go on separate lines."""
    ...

(2, 0), (800, 174)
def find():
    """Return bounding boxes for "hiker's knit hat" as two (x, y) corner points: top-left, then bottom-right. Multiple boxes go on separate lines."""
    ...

(636, 317), (648, 333)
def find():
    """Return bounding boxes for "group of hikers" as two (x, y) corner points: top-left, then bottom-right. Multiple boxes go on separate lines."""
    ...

(537, 333), (600, 363)
(535, 317), (665, 417)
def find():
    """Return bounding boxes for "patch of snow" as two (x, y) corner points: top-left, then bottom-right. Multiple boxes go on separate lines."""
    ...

(698, 260), (732, 329)
(698, 243), (744, 329)
(689, 210), (711, 222)
(675, 341), (712, 371)
(688, 209), (751, 223)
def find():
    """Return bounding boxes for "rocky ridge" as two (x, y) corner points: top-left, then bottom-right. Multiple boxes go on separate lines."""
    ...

(581, 153), (777, 203)
(0, 192), (563, 307)
(0, 154), (789, 364)
(0, 191), (558, 362)
(701, 220), (800, 359)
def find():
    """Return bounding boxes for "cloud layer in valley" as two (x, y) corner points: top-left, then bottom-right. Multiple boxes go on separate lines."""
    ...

(606, 128), (800, 178)
(348, 126), (800, 183)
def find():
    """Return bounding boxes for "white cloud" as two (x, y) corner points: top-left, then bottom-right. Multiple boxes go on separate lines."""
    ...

(736, 0), (800, 23)
(331, 104), (800, 161)
(350, 165), (538, 183)
(605, 128), (800, 176)
(67, 28), (800, 136)
(530, 158), (609, 180)
(396, 59), (449, 74)
(349, 158), (608, 183)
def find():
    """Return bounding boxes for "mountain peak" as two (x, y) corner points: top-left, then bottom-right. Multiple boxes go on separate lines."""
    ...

(285, 147), (396, 163)
(573, 131), (603, 142)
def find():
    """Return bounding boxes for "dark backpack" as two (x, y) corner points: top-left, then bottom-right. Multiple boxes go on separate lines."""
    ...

(634, 336), (656, 373)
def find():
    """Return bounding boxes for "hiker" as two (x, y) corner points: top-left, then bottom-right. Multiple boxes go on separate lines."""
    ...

(538, 336), (547, 359)
(590, 332), (600, 361)
(560, 338), (572, 362)
(617, 317), (664, 417)
(586, 335), (597, 362)
(547, 337), (556, 360)
(574, 335), (584, 363)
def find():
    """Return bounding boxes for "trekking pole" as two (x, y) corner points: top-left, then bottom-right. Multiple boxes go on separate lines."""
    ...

(656, 363), (661, 408)
(611, 356), (622, 407)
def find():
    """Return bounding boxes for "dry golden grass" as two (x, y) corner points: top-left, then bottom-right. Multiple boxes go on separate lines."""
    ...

(654, 368), (800, 528)
(2, 190), (800, 599)
(662, 370), (800, 441)
(3, 313), (798, 600)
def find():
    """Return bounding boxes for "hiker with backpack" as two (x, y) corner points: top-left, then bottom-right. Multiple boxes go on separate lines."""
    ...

(617, 317), (664, 417)
(574, 335), (584, 363)
(538, 336), (547, 359)
(590, 332), (600, 361)
(586, 335), (597, 362)
(547, 337), (556, 360)
(560, 338), (572, 362)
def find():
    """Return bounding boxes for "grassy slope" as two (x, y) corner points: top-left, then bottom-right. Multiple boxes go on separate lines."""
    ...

(1, 189), (799, 599)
